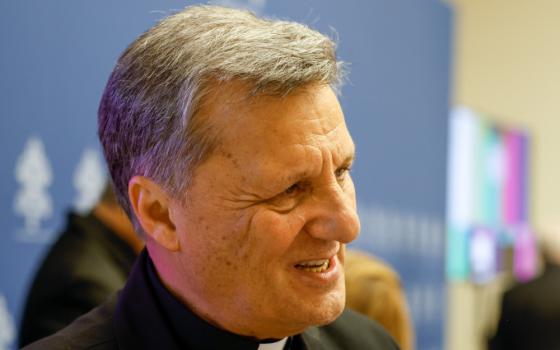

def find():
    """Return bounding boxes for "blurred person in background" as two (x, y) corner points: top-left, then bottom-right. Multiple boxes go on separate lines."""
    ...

(489, 227), (560, 350)
(345, 249), (415, 350)
(19, 184), (143, 347)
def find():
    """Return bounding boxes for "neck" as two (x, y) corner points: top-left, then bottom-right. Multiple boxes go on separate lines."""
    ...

(146, 245), (305, 340)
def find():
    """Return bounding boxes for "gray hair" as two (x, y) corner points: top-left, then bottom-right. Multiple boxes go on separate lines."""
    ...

(98, 5), (345, 226)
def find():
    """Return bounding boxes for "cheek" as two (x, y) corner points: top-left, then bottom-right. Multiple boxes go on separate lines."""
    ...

(246, 209), (305, 259)
(177, 207), (240, 271)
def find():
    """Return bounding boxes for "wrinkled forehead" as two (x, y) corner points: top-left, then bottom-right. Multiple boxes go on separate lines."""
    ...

(200, 82), (353, 155)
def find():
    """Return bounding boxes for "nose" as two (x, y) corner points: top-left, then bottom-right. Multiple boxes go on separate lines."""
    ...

(303, 181), (360, 244)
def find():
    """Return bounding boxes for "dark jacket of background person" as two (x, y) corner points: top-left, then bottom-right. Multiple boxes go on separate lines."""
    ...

(488, 263), (560, 350)
(19, 211), (137, 347)
(344, 250), (415, 350)
(23, 250), (400, 350)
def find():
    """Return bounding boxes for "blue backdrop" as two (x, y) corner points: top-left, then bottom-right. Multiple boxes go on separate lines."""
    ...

(0, 1), (452, 349)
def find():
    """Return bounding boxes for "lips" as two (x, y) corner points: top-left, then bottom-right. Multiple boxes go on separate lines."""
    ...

(295, 259), (331, 273)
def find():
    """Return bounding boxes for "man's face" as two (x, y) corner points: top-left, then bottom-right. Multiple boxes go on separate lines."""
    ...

(168, 84), (360, 338)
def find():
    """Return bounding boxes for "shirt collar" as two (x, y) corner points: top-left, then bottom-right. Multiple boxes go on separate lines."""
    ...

(258, 337), (289, 350)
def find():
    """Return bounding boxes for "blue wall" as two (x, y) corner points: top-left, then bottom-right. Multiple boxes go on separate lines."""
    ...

(0, 1), (452, 349)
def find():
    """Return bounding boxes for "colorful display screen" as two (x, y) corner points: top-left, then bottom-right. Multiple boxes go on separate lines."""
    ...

(446, 106), (536, 283)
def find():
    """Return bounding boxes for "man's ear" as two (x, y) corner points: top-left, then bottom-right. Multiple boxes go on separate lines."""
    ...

(128, 176), (179, 251)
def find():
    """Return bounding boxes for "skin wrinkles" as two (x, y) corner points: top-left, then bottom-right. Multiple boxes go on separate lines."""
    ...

(219, 187), (265, 209)
(158, 83), (360, 339)
(265, 145), (355, 215)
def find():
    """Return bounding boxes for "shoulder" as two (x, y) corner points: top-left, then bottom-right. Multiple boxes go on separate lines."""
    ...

(303, 309), (400, 349)
(32, 214), (107, 278)
(22, 215), (127, 312)
(23, 295), (119, 350)
(34, 213), (129, 291)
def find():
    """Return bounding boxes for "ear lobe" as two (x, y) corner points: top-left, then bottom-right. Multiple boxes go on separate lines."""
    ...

(128, 176), (179, 252)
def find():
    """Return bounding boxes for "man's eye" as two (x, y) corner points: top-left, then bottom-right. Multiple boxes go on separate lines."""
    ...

(335, 167), (351, 180)
(284, 182), (302, 195)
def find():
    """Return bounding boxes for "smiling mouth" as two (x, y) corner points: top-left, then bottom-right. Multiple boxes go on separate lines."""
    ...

(295, 259), (330, 273)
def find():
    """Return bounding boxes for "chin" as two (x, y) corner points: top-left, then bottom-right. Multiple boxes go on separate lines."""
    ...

(259, 289), (345, 338)
(317, 297), (345, 325)
(300, 288), (346, 327)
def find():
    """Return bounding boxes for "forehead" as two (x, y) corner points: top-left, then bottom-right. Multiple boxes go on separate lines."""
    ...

(207, 83), (354, 161)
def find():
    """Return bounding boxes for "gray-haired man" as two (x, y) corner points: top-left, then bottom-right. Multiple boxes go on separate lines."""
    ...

(25, 5), (399, 349)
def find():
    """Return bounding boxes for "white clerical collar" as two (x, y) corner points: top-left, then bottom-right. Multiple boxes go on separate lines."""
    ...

(257, 337), (288, 350)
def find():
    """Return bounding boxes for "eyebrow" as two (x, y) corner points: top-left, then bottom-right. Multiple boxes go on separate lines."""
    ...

(282, 152), (356, 185)
(340, 153), (356, 166)
(281, 170), (311, 187)
(334, 146), (356, 169)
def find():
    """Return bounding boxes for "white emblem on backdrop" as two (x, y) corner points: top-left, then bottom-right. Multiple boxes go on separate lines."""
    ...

(13, 136), (53, 242)
(208, 0), (266, 14)
(0, 294), (15, 350)
(73, 148), (107, 214)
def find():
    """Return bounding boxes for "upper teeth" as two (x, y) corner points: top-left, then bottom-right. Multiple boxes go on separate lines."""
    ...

(296, 259), (330, 272)
(298, 259), (329, 267)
